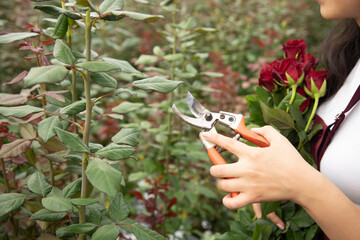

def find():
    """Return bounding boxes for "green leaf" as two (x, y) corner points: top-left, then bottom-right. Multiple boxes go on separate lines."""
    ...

(135, 55), (159, 65)
(24, 65), (70, 88)
(103, 57), (143, 75)
(60, 99), (86, 115)
(119, 218), (166, 240)
(111, 128), (140, 146)
(108, 192), (129, 222)
(278, 92), (306, 111)
(260, 201), (280, 217)
(102, 11), (164, 22)
(200, 72), (224, 77)
(307, 124), (323, 141)
(54, 39), (75, 65)
(76, 61), (119, 72)
(61, 223), (97, 234)
(19, 123), (37, 139)
(246, 95), (266, 126)
(28, 172), (53, 197)
(92, 224), (120, 240)
(86, 157), (123, 198)
(42, 188), (73, 212)
(133, 77), (183, 93)
(96, 143), (135, 161)
(54, 127), (90, 153)
(288, 104), (306, 131)
(305, 224), (319, 240)
(153, 46), (164, 57)
(112, 101), (144, 114)
(289, 207), (315, 228)
(0, 32), (39, 44)
(0, 193), (26, 217)
(70, 198), (98, 206)
(86, 204), (106, 225)
(53, 14), (68, 39)
(260, 101), (295, 130)
(38, 116), (62, 143)
(286, 229), (304, 240)
(91, 72), (117, 88)
(30, 208), (66, 221)
(99, 0), (124, 13)
(163, 53), (182, 61)
(63, 178), (82, 198)
(128, 172), (148, 182)
(34, 5), (82, 20)
(0, 105), (43, 118)
(256, 86), (273, 107)
(196, 185), (217, 199)
(0, 139), (31, 158)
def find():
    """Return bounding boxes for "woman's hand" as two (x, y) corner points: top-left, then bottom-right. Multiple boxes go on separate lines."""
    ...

(252, 203), (285, 230)
(202, 125), (318, 209)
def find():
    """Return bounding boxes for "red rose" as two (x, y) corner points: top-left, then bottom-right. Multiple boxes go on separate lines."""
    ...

(282, 39), (307, 61)
(302, 53), (318, 73)
(304, 69), (327, 98)
(272, 58), (304, 85)
(259, 67), (277, 92)
(296, 87), (310, 112)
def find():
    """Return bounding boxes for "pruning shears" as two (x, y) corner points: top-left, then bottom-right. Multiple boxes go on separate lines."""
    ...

(172, 92), (270, 197)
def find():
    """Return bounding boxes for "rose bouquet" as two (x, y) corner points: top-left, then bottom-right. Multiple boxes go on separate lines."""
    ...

(215, 39), (327, 239)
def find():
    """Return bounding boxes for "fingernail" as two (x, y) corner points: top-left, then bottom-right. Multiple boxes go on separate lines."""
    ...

(276, 223), (285, 230)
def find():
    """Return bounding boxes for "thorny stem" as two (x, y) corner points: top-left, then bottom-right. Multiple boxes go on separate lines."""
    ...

(42, 110), (83, 132)
(91, 84), (134, 107)
(165, 0), (178, 176)
(48, 158), (55, 185)
(79, 8), (92, 238)
(0, 158), (10, 193)
(1, 158), (17, 237)
(63, 1), (78, 134)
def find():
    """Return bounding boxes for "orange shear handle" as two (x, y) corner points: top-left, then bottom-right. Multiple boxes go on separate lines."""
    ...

(208, 147), (239, 198)
(235, 118), (270, 148)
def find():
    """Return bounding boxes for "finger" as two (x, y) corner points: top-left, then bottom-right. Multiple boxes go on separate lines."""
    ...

(250, 126), (281, 142)
(216, 178), (243, 192)
(266, 211), (285, 230)
(222, 193), (252, 210)
(201, 132), (251, 156)
(210, 164), (242, 178)
(252, 203), (262, 218)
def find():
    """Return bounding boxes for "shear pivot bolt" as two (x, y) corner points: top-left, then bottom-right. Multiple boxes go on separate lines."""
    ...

(229, 117), (235, 122)
(205, 113), (213, 121)
(220, 114), (225, 119)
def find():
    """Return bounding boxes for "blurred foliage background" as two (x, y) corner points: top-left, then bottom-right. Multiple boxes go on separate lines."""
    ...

(0, 0), (333, 239)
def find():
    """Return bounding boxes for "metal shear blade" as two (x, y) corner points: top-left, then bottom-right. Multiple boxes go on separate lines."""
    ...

(171, 104), (217, 129)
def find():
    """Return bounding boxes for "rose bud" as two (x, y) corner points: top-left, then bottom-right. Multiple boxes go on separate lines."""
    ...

(304, 69), (327, 98)
(282, 39), (307, 60)
(297, 87), (310, 112)
(259, 67), (277, 92)
(284, 59), (305, 86)
(302, 53), (318, 73)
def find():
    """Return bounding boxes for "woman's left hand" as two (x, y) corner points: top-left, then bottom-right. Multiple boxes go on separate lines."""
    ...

(202, 126), (317, 209)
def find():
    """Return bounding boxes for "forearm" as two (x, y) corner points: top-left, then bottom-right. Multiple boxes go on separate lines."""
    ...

(295, 167), (360, 240)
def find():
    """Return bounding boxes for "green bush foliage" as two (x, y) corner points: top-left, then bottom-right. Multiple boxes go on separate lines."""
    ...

(0, 0), (331, 239)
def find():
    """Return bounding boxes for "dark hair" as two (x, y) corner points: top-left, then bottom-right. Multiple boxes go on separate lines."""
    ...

(319, 19), (360, 101)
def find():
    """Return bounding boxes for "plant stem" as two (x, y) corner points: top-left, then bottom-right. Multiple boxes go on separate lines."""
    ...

(79, 7), (92, 237)
(305, 94), (320, 132)
(287, 84), (297, 112)
(165, 1), (178, 175)
(0, 158), (10, 193)
(48, 158), (55, 185)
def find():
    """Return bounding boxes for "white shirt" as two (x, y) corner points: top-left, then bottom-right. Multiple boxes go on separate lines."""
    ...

(317, 58), (360, 208)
